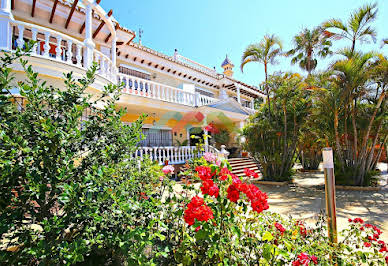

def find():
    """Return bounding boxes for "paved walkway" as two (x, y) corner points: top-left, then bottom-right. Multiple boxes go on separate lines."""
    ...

(260, 163), (388, 241)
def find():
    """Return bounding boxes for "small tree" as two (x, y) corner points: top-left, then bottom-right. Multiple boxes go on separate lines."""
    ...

(243, 73), (311, 181)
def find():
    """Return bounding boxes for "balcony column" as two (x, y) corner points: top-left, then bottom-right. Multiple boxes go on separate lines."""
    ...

(83, 1), (95, 69)
(251, 98), (255, 110)
(236, 84), (241, 104)
(204, 128), (209, 152)
(0, 0), (13, 51)
(111, 35), (116, 66)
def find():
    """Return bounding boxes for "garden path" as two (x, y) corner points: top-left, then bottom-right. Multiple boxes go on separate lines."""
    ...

(262, 163), (388, 241)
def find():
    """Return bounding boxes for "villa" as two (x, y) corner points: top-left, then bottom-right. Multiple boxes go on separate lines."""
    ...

(0, 0), (265, 168)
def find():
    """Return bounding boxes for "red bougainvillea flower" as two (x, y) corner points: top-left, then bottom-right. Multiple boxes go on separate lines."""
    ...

(292, 252), (318, 266)
(353, 217), (364, 224)
(205, 123), (220, 134)
(226, 175), (269, 214)
(195, 166), (215, 181)
(244, 168), (259, 178)
(364, 242), (372, 247)
(310, 256), (318, 264)
(227, 184), (240, 202)
(385, 256), (388, 264)
(219, 167), (231, 181)
(275, 222), (286, 234)
(184, 196), (214, 226)
(200, 179), (219, 198)
(348, 218), (352, 222)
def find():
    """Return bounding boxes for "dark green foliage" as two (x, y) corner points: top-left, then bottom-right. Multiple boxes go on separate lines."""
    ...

(243, 73), (312, 181)
(0, 47), (167, 265)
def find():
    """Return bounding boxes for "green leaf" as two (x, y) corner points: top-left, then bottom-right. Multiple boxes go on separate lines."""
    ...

(262, 231), (274, 242)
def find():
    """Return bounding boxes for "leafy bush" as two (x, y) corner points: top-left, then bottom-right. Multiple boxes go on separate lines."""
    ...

(243, 73), (311, 181)
(0, 47), (168, 265)
(162, 153), (387, 265)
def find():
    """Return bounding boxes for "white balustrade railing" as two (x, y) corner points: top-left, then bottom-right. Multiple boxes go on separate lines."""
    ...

(11, 20), (85, 68)
(198, 94), (218, 106)
(118, 73), (203, 106)
(175, 54), (217, 76)
(130, 146), (205, 165)
(10, 20), (115, 82)
(94, 50), (116, 82)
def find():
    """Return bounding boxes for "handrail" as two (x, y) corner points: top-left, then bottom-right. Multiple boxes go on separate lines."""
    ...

(11, 20), (84, 47)
(130, 146), (204, 165)
(94, 49), (116, 82)
(175, 54), (217, 76)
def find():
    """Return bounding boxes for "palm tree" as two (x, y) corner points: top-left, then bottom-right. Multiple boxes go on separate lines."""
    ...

(331, 49), (384, 185)
(240, 34), (282, 115)
(322, 3), (377, 54)
(286, 27), (332, 75)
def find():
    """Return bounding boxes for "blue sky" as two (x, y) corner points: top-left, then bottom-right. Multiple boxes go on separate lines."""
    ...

(102, 0), (388, 87)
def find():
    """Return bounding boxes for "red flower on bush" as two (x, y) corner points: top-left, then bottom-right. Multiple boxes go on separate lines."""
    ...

(195, 166), (215, 181)
(184, 196), (214, 226)
(364, 242), (372, 247)
(219, 167), (231, 181)
(244, 168), (259, 178)
(205, 123), (219, 134)
(292, 253), (318, 265)
(275, 222), (286, 234)
(201, 179), (219, 198)
(352, 217), (364, 224)
(227, 184), (240, 202)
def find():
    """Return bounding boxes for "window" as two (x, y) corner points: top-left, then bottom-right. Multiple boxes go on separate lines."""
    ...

(138, 128), (172, 147)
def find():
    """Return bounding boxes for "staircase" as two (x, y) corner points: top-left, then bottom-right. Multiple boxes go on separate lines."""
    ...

(228, 157), (262, 180)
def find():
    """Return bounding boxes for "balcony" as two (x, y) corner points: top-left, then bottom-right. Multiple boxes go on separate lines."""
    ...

(117, 73), (219, 107)
(10, 19), (116, 83)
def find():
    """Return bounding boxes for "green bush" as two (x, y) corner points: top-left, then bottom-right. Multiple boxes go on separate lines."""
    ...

(243, 73), (311, 181)
(0, 47), (168, 265)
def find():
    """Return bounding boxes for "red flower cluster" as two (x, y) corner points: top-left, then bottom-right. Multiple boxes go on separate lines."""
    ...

(205, 123), (219, 134)
(195, 166), (215, 181)
(244, 168), (259, 178)
(296, 221), (307, 237)
(220, 167), (232, 181)
(275, 222), (286, 234)
(349, 217), (364, 224)
(292, 253), (318, 266)
(200, 179), (219, 198)
(226, 174), (269, 214)
(195, 166), (219, 198)
(184, 196), (214, 226)
(227, 184), (240, 202)
(378, 240), (387, 253)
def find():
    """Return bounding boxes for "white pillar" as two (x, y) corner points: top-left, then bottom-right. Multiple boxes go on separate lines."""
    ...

(204, 128), (209, 152)
(83, 1), (95, 69)
(236, 85), (241, 104)
(111, 35), (116, 65)
(0, 0), (13, 51)
(251, 98), (255, 110)
(239, 121), (245, 129)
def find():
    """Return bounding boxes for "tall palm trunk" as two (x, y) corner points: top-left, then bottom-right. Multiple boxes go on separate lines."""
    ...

(264, 62), (271, 118)
(334, 108), (345, 172)
(357, 91), (385, 185)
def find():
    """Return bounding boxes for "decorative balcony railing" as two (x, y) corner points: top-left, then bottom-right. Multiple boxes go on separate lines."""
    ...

(117, 73), (219, 107)
(10, 20), (115, 82)
(130, 145), (225, 165)
(131, 146), (204, 165)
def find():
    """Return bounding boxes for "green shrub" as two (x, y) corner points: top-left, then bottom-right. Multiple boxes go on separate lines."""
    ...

(0, 47), (168, 265)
